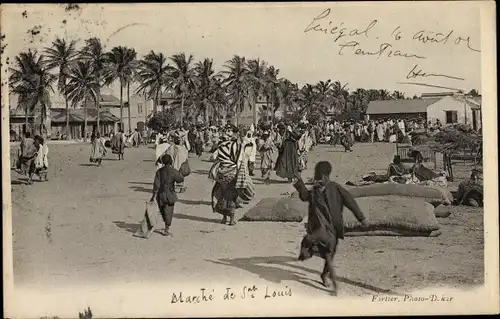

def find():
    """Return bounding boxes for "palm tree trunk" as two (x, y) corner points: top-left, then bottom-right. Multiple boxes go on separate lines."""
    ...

(127, 82), (132, 133)
(180, 92), (185, 127)
(96, 86), (101, 135)
(252, 94), (257, 127)
(24, 107), (28, 135)
(119, 81), (123, 132)
(65, 95), (70, 140)
(153, 90), (158, 113)
(83, 96), (88, 142)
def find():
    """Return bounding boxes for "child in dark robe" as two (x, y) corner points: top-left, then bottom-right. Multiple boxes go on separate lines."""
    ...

(150, 154), (184, 237)
(293, 161), (368, 296)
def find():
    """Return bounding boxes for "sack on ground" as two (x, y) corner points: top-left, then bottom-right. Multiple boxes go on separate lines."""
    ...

(434, 204), (451, 218)
(343, 196), (440, 237)
(241, 197), (308, 222)
(346, 183), (452, 206)
(133, 202), (161, 239)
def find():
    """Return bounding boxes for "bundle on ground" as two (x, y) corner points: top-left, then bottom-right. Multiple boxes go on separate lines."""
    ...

(346, 183), (453, 206)
(343, 196), (441, 237)
(133, 202), (160, 239)
(434, 204), (452, 218)
(240, 197), (308, 222)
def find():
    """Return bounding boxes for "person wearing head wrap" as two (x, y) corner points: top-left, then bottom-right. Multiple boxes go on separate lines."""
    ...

(274, 124), (301, 182)
(164, 131), (190, 192)
(257, 129), (277, 184)
(243, 125), (257, 176)
(34, 135), (49, 181)
(208, 130), (245, 226)
(90, 132), (107, 167)
(155, 135), (171, 170)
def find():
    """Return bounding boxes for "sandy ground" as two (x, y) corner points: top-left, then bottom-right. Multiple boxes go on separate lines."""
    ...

(9, 142), (484, 297)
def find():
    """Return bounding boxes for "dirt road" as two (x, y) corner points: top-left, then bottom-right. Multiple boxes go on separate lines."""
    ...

(9, 142), (484, 297)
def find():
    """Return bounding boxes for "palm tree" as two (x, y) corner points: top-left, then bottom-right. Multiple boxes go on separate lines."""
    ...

(391, 90), (405, 100)
(222, 55), (250, 126)
(315, 79), (333, 112)
(264, 66), (280, 121)
(44, 38), (78, 139)
(9, 49), (56, 136)
(276, 78), (299, 115)
(169, 53), (197, 127)
(80, 37), (106, 134)
(65, 61), (99, 142)
(104, 46), (137, 132)
(350, 88), (369, 113)
(247, 58), (267, 126)
(136, 51), (170, 115)
(296, 84), (320, 119)
(331, 81), (350, 112)
(194, 58), (217, 123)
(378, 89), (392, 100)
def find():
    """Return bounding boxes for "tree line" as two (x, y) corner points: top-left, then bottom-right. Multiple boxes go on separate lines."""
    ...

(8, 36), (480, 141)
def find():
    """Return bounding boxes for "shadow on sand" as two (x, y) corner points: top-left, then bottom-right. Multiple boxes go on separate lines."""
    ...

(129, 181), (151, 186)
(174, 213), (220, 224)
(177, 199), (212, 206)
(113, 221), (141, 234)
(79, 163), (97, 167)
(129, 186), (152, 193)
(207, 255), (401, 296)
(11, 180), (28, 185)
(192, 169), (210, 175)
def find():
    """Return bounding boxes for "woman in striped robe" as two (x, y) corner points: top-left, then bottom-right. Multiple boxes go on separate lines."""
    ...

(208, 126), (242, 226)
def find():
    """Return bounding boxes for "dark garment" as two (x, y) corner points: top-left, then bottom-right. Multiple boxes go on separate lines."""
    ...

(159, 204), (175, 226)
(111, 133), (125, 154)
(194, 139), (203, 156)
(153, 165), (185, 207)
(213, 172), (238, 217)
(294, 179), (365, 256)
(274, 131), (300, 179)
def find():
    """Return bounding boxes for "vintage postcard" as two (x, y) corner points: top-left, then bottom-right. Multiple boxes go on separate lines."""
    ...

(2, 2), (498, 317)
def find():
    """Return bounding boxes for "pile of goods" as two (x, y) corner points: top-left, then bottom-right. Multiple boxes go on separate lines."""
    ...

(240, 198), (308, 222)
(343, 196), (441, 237)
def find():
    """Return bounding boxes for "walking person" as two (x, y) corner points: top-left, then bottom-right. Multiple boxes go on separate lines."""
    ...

(17, 131), (38, 185)
(111, 128), (126, 160)
(33, 135), (49, 182)
(149, 154), (184, 237)
(293, 161), (368, 296)
(89, 132), (107, 166)
(257, 129), (276, 185)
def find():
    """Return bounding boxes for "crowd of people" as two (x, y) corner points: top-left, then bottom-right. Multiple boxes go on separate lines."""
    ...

(11, 115), (453, 296)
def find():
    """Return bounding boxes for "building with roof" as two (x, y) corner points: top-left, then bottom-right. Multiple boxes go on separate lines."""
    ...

(50, 108), (120, 139)
(366, 94), (482, 131)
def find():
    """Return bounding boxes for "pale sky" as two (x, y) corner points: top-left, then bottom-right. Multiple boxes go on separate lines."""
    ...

(1, 2), (485, 103)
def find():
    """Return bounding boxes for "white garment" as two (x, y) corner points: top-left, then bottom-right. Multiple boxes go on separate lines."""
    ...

(155, 142), (170, 169)
(35, 144), (49, 169)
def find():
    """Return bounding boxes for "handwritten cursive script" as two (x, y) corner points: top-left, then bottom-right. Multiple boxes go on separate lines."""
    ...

(338, 41), (426, 59)
(303, 8), (478, 83)
(304, 9), (377, 43)
(170, 285), (292, 305)
(413, 30), (481, 52)
(406, 64), (464, 81)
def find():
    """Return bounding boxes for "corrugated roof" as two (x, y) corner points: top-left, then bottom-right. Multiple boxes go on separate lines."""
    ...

(50, 108), (120, 124)
(366, 98), (441, 114)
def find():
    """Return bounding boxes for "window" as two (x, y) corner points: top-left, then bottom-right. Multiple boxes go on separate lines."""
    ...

(445, 111), (458, 124)
(138, 103), (143, 114)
